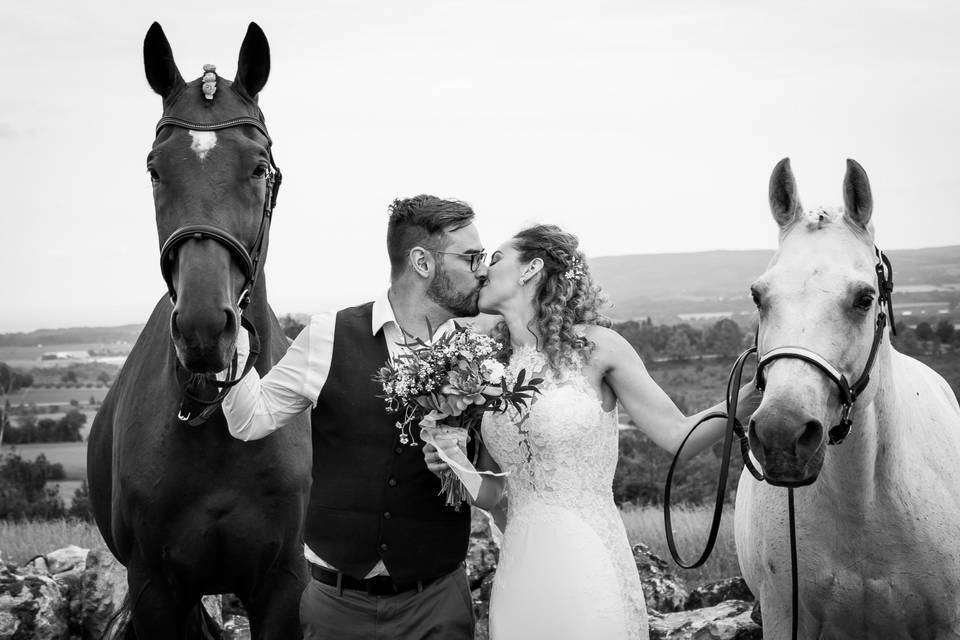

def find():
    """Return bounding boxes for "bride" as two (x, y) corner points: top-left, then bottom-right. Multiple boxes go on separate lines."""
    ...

(424, 224), (759, 640)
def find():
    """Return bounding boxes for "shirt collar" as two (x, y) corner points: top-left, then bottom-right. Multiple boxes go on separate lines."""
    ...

(371, 289), (396, 336)
(371, 289), (459, 339)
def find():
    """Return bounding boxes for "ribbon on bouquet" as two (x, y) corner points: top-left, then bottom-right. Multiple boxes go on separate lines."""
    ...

(420, 411), (508, 501)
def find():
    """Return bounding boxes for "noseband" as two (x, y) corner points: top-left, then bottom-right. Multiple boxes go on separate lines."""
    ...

(754, 248), (895, 445)
(156, 115), (282, 310)
(154, 114), (282, 424)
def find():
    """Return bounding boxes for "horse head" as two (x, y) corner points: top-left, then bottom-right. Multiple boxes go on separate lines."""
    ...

(144, 22), (277, 374)
(748, 158), (889, 486)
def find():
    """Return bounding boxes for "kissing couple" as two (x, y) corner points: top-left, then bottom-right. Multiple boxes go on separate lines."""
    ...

(220, 195), (759, 639)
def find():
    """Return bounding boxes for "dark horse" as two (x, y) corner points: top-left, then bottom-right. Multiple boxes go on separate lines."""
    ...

(88, 22), (311, 639)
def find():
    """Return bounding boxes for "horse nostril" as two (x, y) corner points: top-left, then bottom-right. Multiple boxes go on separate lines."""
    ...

(797, 419), (823, 453)
(223, 309), (237, 338)
(170, 310), (182, 341)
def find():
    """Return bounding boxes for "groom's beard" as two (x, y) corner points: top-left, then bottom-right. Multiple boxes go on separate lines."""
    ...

(427, 267), (480, 317)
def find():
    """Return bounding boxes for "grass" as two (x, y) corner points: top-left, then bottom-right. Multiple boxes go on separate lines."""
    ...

(0, 519), (105, 566)
(0, 507), (741, 587)
(621, 505), (740, 588)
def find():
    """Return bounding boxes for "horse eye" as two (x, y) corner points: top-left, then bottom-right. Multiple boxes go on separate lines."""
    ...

(147, 168), (160, 182)
(750, 289), (762, 309)
(854, 294), (874, 311)
(252, 166), (268, 179)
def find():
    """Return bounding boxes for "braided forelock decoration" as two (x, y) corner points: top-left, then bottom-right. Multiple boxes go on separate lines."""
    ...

(493, 225), (611, 372)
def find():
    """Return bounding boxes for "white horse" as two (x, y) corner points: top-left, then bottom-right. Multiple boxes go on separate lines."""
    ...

(734, 158), (960, 639)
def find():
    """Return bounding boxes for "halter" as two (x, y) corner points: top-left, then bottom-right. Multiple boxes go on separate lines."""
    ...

(664, 247), (897, 640)
(153, 113), (281, 424)
(754, 247), (895, 446)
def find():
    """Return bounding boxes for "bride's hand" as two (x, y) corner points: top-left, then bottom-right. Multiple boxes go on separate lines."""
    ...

(423, 441), (454, 477)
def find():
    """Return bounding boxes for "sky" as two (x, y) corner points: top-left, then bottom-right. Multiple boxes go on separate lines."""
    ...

(2, 0), (959, 332)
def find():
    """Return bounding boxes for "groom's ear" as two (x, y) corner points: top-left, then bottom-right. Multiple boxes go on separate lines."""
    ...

(409, 246), (432, 278)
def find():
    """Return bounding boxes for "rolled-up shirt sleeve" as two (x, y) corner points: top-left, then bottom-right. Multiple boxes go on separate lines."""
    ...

(222, 312), (334, 441)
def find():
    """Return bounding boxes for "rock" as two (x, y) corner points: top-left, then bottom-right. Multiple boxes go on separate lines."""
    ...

(750, 601), (761, 627)
(201, 594), (223, 628)
(685, 577), (754, 610)
(22, 556), (49, 576)
(633, 543), (689, 613)
(79, 547), (128, 640)
(472, 572), (496, 640)
(222, 614), (251, 639)
(649, 599), (761, 640)
(466, 508), (500, 590)
(45, 546), (89, 576)
(0, 563), (70, 640)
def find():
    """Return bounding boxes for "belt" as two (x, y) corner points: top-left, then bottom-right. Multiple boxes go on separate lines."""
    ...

(310, 564), (439, 596)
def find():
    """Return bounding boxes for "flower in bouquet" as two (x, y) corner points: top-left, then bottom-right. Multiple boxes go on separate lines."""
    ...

(374, 324), (541, 508)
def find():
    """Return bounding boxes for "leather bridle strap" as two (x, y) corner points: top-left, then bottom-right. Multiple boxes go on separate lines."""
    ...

(155, 114), (282, 310)
(754, 247), (893, 445)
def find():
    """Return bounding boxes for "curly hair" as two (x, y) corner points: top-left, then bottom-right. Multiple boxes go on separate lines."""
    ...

(492, 224), (610, 372)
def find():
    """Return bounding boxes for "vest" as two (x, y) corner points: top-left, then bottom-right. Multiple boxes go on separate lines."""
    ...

(307, 302), (471, 582)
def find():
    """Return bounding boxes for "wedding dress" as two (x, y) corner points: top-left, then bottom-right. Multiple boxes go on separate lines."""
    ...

(482, 345), (648, 640)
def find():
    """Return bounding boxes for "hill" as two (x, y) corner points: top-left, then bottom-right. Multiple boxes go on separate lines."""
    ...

(590, 245), (960, 323)
(0, 325), (144, 348)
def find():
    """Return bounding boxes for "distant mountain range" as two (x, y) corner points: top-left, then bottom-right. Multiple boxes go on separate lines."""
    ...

(2, 246), (957, 345)
(590, 245), (960, 323)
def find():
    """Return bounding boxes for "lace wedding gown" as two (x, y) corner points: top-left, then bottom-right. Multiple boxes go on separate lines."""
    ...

(482, 346), (648, 640)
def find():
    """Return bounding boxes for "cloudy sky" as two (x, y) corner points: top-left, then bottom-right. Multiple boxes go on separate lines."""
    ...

(2, 0), (959, 332)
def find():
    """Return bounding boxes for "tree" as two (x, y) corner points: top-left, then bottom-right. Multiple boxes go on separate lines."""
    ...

(704, 318), (744, 357)
(279, 314), (306, 340)
(61, 370), (78, 384)
(665, 329), (695, 361)
(935, 320), (955, 345)
(96, 371), (112, 387)
(915, 322), (934, 342)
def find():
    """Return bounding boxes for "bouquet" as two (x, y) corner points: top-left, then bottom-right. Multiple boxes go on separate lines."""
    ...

(374, 324), (541, 509)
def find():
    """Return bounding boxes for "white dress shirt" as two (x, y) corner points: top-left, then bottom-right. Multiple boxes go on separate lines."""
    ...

(222, 290), (455, 577)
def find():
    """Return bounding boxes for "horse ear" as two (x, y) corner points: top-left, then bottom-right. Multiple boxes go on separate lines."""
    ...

(235, 22), (270, 99)
(842, 158), (873, 228)
(143, 22), (184, 99)
(768, 157), (803, 227)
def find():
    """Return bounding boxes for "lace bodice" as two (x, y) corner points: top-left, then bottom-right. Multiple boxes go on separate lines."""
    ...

(482, 345), (647, 639)
(482, 345), (619, 512)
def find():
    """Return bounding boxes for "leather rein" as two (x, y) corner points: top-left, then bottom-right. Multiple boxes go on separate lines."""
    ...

(154, 115), (282, 424)
(663, 247), (895, 639)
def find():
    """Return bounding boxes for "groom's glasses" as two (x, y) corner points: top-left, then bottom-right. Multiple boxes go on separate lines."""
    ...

(434, 250), (487, 272)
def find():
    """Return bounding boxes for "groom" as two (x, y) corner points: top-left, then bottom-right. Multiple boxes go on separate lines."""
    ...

(222, 195), (487, 639)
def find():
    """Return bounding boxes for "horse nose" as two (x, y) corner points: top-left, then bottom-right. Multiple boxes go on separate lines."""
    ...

(749, 401), (825, 467)
(170, 303), (238, 374)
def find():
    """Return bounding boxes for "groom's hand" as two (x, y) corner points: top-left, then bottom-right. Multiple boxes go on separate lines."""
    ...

(423, 441), (452, 477)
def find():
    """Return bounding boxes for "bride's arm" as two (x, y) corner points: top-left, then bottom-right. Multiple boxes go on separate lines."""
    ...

(423, 439), (505, 512)
(585, 325), (760, 461)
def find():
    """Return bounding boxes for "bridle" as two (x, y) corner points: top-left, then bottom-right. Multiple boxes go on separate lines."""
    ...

(754, 247), (895, 448)
(664, 247), (895, 639)
(154, 114), (282, 424)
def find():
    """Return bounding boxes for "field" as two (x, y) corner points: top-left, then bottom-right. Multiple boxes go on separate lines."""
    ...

(0, 442), (87, 480)
(0, 506), (739, 589)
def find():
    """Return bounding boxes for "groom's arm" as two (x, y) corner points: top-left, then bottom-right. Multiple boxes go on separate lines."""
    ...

(222, 312), (334, 441)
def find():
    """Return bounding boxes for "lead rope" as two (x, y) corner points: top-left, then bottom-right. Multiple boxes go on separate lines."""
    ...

(663, 346), (800, 640)
(788, 488), (799, 639)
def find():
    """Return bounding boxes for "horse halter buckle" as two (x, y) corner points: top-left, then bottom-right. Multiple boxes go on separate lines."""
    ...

(754, 247), (894, 446)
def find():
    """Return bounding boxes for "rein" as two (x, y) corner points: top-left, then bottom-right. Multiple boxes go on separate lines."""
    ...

(154, 114), (281, 424)
(663, 247), (895, 639)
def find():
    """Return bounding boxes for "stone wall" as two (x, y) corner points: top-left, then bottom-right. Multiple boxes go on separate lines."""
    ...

(0, 512), (760, 639)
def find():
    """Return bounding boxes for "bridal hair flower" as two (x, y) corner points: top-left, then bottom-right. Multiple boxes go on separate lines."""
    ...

(562, 255), (586, 281)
